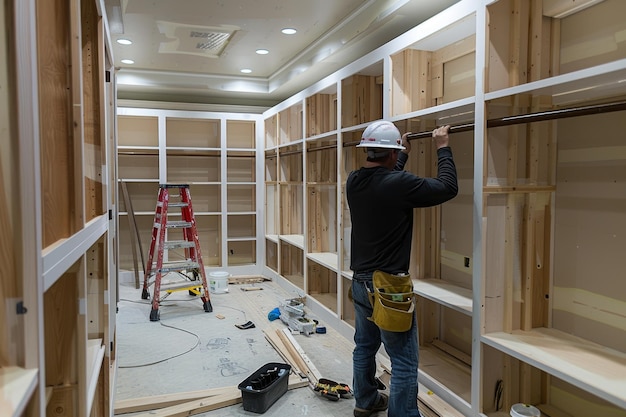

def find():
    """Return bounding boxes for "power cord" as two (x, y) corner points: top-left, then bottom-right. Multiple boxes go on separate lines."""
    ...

(117, 296), (247, 368)
(118, 320), (200, 369)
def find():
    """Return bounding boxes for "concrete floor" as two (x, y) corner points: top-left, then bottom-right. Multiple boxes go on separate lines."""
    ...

(114, 277), (380, 416)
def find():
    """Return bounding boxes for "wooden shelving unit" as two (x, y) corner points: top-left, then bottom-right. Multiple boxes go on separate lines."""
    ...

(1, 0), (117, 416)
(116, 108), (262, 277)
(262, 1), (626, 416)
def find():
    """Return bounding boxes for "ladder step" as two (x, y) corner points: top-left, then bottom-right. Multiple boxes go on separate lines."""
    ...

(163, 240), (196, 250)
(154, 261), (200, 273)
(160, 281), (204, 292)
(157, 201), (188, 208)
(166, 221), (192, 228)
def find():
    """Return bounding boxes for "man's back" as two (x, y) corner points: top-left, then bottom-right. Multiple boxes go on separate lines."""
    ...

(347, 146), (458, 274)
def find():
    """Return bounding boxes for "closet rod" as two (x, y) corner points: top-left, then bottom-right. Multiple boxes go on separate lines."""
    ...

(279, 100), (626, 150)
(404, 99), (626, 141)
(276, 144), (337, 157)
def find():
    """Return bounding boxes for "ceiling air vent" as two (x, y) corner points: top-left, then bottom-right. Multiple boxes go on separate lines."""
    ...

(157, 21), (238, 58)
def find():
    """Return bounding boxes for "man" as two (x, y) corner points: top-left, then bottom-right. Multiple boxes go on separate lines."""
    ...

(346, 120), (458, 417)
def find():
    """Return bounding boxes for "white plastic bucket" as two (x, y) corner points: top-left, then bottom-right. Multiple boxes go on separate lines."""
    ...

(209, 271), (230, 294)
(510, 403), (540, 417)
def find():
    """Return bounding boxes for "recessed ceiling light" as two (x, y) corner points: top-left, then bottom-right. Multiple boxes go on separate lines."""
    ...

(256, 49), (269, 55)
(117, 38), (132, 45)
(121, 59), (135, 64)
(281, 28), (297, 35)
(240, 68), (252, 73)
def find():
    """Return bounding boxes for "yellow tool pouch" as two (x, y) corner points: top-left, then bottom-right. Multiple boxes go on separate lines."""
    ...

(368, 270), (415, 332)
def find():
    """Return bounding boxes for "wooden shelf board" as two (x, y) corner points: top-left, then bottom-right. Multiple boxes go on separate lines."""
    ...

(307, 252), (338, 270)
(305, 130), (338, 142)
(117, 178), (160, 183)
(119, 211), (155, 216)
(226, 237), (256, 242)
(0, 366), (38, 417)
(279, 234), (305, 249)
(482, 328), (626, 409)
(413, 279), (472, 316)
(265, 234), (279, 243)
(484, 59), (626, 106)
(42, 215), (108, 292)
(341, 270), (353, 279)
(225, 147), (256, 152)
(388, 97), (475, 126)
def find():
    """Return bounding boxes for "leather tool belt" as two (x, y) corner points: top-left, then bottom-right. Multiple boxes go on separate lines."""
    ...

(368, 270), (415, 332)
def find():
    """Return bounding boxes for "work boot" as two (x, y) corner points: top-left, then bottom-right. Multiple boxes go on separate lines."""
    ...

(353, 392), (388, 417)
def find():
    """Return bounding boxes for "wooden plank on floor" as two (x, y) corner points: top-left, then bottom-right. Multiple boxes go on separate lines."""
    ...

(280, 328), (323, 384)
(127, 376), (308, 417)
(263, 329), (306, 378)
(228, 275), (271, 285)
(275, 330), (316, 384)
(114, 385), (235, 414)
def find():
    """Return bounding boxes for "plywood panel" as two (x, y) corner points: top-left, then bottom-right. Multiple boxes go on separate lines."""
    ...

(166, 118), (220, 148)
(341, 74), (382, 128)
(118, 181), (159, 213)
(87, 239), (105, 339)
(227, 214), (255, 239)
(307, 185), (337, 253)
(226, 184), (255, 212)
(0, 156), (17, 367)
(279, 104), (303, 144)
(306, 93), (337, 137)
(226, 153), (255, 182)
(307, 261), (337, 312)
(266, 239), (278, 272)
(118, 154), (159, 180)
(82, 0), (103, 222)
(167, 154), (220, 183)
(118, 116), (158, 147)
(553, 111), (626, 351)
(0, 1), (18, 366)
(440, 131), (474, 289)
(37, 0), (75, 247)
(280, 184), (303, 235)
(559, 0), (626, 74)
(227, 240), (255, 265)
(226, 120), (255, 149)
(44, 270), (79, 387)
(280, 243), (304, 289)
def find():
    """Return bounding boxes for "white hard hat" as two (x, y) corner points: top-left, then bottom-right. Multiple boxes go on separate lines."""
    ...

(356, 120), (405, 150)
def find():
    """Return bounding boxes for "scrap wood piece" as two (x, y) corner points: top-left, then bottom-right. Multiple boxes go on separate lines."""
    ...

(122, 376), (308, 416)
(130, 390), (242, 417)
(114, 386), (234, 414)
(240, 286), (263, 291)
(228, 275), (271, 285)
(275, 330), (312, 383)
(277, 328), (323, 386)
(263, 329), (306, 378)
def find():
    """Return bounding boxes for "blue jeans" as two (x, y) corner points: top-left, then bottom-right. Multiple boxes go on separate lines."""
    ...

(352, 276), (421, 417)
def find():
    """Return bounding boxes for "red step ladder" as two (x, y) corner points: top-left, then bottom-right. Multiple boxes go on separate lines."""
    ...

(141, 184), (213, 321)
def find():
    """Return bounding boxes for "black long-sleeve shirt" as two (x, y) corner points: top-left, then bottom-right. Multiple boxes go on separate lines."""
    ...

(346, 147), (458, 274)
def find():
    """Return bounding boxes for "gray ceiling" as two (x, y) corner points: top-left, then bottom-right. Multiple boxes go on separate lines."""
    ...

(106, 0), (460, 108)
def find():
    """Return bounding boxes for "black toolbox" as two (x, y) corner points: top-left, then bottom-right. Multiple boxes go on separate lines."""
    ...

(238, 362), (291, 413)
